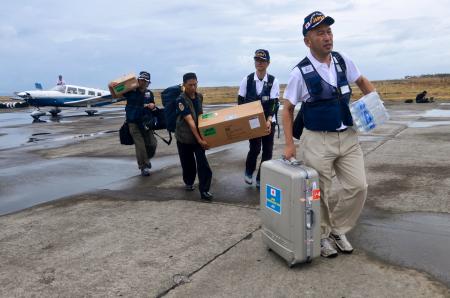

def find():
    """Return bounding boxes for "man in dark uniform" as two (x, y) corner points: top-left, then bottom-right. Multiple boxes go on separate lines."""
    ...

(123, 71), (157, 176)
(237, 49), (280, 189)
(175, 73), (213, 201)
(416, 90), (433, 103)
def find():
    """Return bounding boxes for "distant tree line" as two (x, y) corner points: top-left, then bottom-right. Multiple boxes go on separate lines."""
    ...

(405, 73), (450, 79)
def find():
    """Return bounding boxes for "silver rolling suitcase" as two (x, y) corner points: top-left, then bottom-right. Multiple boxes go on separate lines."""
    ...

(260, 158), (321, 266)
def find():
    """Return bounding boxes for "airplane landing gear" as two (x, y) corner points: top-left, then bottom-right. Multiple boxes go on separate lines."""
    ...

(30, 109), (46, 120)
(85, 109), (98, 116)
(49, 107), (61, 117)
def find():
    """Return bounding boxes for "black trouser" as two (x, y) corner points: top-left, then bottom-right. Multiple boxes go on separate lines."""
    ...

(176, 141), (212, 193)
(245, 123), (275, 182)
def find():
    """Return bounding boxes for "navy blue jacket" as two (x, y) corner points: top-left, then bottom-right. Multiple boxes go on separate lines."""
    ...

(124, 88), (154, 123)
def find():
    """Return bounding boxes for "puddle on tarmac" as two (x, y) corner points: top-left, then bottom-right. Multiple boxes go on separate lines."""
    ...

(350, 209), (450, 286)
(0, 129), (118, 150)
(0, 145), (232, 216)
(422, 109), (450, 118)
(408, 121), (450, 128)
(0, 157), (137, 215)
(358, 135), (390, 142)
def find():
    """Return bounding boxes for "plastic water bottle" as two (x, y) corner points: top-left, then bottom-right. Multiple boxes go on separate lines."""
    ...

(350, 92), (389, 132)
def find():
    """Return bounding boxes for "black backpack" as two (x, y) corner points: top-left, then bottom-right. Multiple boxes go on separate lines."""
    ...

(154, 84), (183, 145)
(161, 85), (183, 133)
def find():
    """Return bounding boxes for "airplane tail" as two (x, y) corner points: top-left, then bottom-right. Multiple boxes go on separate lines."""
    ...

(35, 82), (43, 90)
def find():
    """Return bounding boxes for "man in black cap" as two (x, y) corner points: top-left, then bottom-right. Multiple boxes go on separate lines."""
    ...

(124, 71), (157, 176)
(238, 49), (280, 189)
(283, 11), (376, 258)
(175, 72), (213, 201)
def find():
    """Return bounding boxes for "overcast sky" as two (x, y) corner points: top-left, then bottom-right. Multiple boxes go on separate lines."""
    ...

(1, 0), (449, 94)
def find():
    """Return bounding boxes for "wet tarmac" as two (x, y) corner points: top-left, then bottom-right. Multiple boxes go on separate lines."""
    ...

(0, 101), (449, 290)
(351, 209), (450, 286)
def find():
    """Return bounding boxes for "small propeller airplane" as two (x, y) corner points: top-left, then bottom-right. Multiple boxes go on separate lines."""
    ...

(11, 82), (124, 120)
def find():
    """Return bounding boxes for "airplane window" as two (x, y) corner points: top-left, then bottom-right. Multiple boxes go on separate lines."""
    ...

(97, 92), (101, 96)
(88, 91), (95, 96)
(67, 87), (77, 94)
(78, 89), (86, 95)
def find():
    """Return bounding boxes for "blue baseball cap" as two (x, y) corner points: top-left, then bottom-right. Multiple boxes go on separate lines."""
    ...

(254, 49), (270, 62)
(302, 11), (334, 36)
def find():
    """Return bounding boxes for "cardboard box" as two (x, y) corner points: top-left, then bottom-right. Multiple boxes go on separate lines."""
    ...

(198, 101), (268, 148)
(108, 74), (139, 98)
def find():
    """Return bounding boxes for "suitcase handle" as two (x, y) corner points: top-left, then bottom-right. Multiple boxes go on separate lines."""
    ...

(306, 209), (315, 229)
(281, 155), (303, 166)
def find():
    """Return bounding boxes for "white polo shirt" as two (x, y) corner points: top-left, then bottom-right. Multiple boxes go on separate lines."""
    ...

(283, 51), (361, 106)
(238, 72), (280, 99)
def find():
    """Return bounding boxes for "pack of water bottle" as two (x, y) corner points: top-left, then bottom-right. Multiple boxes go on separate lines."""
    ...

(350, 91), (389, 132)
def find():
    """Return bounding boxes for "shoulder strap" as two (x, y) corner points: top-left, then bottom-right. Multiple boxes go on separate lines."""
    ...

(267, 74), (275, 93)
(297, 57), (323, 96)
(331, 51), (350, 89)
(246, 73), (254, 96)
(331, 51), (346, 73)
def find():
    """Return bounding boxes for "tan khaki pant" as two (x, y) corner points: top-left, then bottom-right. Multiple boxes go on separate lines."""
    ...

(129, 123), (157, 169)
(299, 128), (367, 239)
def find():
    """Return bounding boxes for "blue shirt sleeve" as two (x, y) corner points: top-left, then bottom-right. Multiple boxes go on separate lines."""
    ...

(176, 96), (191, 117)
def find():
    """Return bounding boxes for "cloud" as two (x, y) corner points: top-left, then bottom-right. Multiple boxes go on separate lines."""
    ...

(0, 0), (449, 93)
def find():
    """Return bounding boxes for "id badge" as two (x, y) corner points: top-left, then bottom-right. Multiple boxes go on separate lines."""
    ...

(262, 96), (269, 101)
(340, 85), (350, 94)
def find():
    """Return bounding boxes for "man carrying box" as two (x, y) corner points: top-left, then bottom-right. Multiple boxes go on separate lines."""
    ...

(175, 73), (213, 201)
(123, 71), (157, 176)
(238, 49), (280, 189)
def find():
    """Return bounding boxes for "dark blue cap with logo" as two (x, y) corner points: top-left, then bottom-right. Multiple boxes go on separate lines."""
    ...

(302, 11), (334, 36)
(138, 71), (151, 83)
(254, 49), (270, 62)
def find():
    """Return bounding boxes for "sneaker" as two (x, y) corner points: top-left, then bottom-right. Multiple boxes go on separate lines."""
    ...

(184, 184), (195, 191)
(320, 238), (338, 258)
(200, 191), (213, 201)
(244, 173), (253, 185)
(146, 162), (152, 170)
(330, 233), (354, 254)
(255, 180), (260, 190)
(141, 167), (151, 176)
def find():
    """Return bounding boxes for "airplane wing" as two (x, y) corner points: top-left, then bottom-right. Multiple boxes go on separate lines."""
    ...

(63, 94), (126, 107)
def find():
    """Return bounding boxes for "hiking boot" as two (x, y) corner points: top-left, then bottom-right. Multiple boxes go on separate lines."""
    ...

(184, 184), (195, 191)
(320, 238), (338, 258)
(141, 167), (151, 177)
(244, 173), (253, 185)
(330, 233), (354, 254)
(200, 191), (213, 201)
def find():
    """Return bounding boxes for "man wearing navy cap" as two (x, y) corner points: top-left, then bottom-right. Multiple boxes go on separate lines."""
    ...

(124, 71), (157, 176)
(283, 11), (376, 258)
(238, 49), (280, 189)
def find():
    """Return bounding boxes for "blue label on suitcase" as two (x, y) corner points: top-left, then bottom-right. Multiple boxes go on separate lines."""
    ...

(266, 184), (282, 214)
